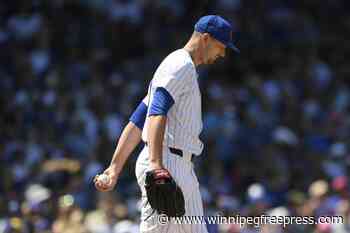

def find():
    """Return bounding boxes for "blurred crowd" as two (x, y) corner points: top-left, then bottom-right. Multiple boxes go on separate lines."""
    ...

(1, 0), (350, 232)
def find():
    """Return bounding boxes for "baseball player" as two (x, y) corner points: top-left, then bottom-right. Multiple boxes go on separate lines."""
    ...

(94, 15), (239, 233)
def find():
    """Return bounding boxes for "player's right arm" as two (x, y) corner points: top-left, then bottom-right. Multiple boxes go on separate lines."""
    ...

(94, 99), (147, 192)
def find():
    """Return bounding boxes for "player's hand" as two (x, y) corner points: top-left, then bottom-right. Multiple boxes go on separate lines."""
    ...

(94, 165), (118, 192)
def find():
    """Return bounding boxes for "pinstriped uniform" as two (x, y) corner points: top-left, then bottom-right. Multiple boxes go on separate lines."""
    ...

(136, 49), (208, 233)
(142, 49), (203, 155)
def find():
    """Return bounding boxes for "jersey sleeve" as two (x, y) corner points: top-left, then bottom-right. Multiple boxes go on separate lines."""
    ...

(129, 95), (148, 130)
(152, 63), (193, 103)
(148, 87), (175, 116)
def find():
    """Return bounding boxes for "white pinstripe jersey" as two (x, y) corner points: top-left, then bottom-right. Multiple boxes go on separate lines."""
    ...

(141, 49), (204, 155)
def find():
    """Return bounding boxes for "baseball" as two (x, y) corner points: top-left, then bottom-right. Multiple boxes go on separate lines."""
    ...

(98, 174), (110, 184)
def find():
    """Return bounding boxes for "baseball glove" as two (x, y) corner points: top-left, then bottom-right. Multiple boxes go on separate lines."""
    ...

(145, 168), (185, 217)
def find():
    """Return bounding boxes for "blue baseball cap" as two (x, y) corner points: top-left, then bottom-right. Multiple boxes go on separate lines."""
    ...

(194, 15), (239, 53)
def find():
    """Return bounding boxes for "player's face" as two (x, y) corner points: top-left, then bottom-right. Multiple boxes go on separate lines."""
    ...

(202, 36), (226, 65)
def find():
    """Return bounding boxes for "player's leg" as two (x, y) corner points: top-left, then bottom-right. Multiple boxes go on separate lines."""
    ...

(137, 163), (181, 232)
(162, 152), (209, 233)
(136, 147), (208, 232)
(135, 147), (171, 232)
(185, 184), (209, 233)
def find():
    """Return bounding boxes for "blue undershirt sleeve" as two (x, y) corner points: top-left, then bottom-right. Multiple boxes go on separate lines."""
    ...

(129, 102), (148, 130)
(148, 87), (175, 116)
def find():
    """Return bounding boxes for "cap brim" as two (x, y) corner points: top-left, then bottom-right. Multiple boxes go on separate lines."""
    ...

(227, 42), (240, 53)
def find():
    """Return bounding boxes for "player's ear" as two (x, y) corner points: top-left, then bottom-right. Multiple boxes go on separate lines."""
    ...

(201, 33), (210, 46)
(202, 33), (210, 41)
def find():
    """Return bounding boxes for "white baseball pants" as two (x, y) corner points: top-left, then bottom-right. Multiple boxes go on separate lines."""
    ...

(135, 145), (208, 233)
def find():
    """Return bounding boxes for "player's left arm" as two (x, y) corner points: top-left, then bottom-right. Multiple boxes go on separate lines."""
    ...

(147, 87), (174, 170)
